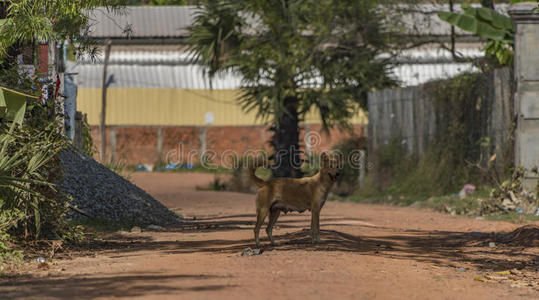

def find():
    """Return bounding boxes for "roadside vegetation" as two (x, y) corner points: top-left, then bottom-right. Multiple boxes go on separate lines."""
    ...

(0, 92), (84, 271)
(330, 71), (538, 223)
(0, 0), (128, 272)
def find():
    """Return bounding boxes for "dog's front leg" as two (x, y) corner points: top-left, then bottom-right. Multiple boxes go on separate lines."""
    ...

(310, 207), (320, 244)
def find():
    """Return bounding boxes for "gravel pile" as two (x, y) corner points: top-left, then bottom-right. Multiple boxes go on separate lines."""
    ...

(59, 148), (182, 225)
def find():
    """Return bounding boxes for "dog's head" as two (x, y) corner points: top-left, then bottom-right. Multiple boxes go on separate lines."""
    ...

(320, 152), (342, 183)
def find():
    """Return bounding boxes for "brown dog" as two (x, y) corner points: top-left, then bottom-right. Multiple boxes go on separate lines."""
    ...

(248, 153), (342, 246)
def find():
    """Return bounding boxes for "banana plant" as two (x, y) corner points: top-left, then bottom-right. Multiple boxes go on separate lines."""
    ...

(438, 4), (514, 42)
(438, 4), (514, 65)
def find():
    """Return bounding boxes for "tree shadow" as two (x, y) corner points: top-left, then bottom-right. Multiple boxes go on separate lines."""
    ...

(74, 214), (538, 274)
(0, 273), (233, 299)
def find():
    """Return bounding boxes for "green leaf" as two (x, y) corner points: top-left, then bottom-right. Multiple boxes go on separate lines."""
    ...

(0, 88), (28, 125)
(438, 11), (508, 42)
(462, 5), (514, 31)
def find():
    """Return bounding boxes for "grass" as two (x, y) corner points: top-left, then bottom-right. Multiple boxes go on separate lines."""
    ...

(333, 187), (539, 224)
(0, 249), (23, 275)
(419, 195), (481, 216)
(104, 159), (133, 180)
(485, 213), (539, 224)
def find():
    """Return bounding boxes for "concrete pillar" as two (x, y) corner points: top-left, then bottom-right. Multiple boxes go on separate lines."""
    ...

(199, 126), (207, 161)
(358, 149), (366, 188)
(74, 111), (83, 150)
(157, 126), (163, 163)
(110, 127), (116, 163)
(510, 3), (539, 191)
(64, 74), (77, 140)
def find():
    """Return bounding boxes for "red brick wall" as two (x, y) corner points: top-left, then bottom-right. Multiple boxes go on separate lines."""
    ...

(162, 127), (201, 165)
(90, 124), (365, 166)
(114, 127), (160, 164)
(37, 44), (49, 76)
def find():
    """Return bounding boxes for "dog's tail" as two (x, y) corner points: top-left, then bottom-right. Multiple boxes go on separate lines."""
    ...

(248, 156), (267, 188)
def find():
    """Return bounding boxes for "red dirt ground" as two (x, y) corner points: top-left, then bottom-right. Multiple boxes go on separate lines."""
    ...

(1, 172), (538, 299)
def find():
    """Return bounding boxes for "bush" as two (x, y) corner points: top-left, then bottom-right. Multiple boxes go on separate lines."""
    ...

(332, 136), (366, 196)
(225, 155), (269, 193)
(0, 105), (81, 261)
(360, 72), (497, 202)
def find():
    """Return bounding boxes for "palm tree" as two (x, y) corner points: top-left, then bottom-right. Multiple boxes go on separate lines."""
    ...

(188, 0), (395, 177)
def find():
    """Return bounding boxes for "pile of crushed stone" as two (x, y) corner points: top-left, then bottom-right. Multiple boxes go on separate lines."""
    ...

(59, 148), (181, 225)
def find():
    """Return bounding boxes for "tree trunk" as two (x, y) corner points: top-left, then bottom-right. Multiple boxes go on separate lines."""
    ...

(270, 96), (303, 178)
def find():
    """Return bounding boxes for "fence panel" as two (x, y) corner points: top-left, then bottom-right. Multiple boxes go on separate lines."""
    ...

(368, 68), (512, 164)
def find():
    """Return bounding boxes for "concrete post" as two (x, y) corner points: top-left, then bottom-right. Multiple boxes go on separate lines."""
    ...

(199, 127), (207, 162)
(358, 149), (366, 188)
(74, 111), (83, 150)
(64, 74), (77, 140)
(110, 127), (116, 163)
(157, 127), (163, 163)
(510, 3), (539, 191)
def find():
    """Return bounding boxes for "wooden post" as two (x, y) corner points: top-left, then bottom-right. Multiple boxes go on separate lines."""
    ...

(100, 40), (112, 162)
(74, 111), (83, 150)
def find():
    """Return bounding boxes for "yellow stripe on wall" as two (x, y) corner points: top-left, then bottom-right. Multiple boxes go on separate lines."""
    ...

(77, 88), (368, 126)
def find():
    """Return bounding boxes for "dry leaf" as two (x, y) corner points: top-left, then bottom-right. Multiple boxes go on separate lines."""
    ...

(494, 270), (511, 275)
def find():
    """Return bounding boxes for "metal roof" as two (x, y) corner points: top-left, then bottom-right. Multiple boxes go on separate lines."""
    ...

(77, 50), (193, 65)
(68, 59), (243, 89)
(71, 62), (477, 89)
(87, 4), (510, 39)
(68, 46), (480, 89)
(87, 6), (196, 38)
(393, 63), (477, 87)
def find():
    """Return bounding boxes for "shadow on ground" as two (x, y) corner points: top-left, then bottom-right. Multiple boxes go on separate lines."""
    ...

(3, 214), (537, 298)
(0, 274), (233, 299)
(72, 214), (538, 274)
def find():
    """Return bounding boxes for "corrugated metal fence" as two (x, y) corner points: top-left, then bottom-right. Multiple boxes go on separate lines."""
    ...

(368, 67), (513, 162)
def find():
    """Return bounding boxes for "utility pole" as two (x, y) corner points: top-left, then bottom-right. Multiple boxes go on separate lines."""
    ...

(100, 40), (112, 162)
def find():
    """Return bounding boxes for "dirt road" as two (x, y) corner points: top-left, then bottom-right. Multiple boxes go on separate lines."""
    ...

(1, 172), (538, 299)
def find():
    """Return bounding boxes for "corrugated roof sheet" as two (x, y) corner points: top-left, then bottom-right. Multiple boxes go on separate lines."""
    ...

(393, 63), (477, 87)
(77, 51), (193, 65)
(87, 4), (510, 39)
(88, 6), (196, 38)
(68, 60), (242, 89)
(69, 46), (481, 89)
(71, 62), (477, 89)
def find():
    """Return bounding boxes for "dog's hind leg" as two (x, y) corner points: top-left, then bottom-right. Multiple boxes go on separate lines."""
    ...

(254, 206), (268, 247)
(311, 208), (320, 244)
(266, 209), (281, 245)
